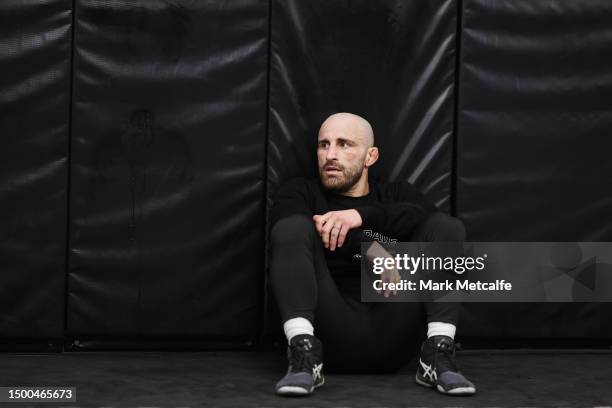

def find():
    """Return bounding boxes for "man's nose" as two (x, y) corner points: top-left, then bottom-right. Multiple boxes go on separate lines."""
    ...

(326, 145), (338, 160)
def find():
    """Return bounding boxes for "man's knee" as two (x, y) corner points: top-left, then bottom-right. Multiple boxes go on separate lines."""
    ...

(270, 214), (316, 247)
(419, 212), (466, 241)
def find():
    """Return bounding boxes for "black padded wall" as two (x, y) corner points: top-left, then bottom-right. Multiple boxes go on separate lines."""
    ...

(457, 0), (612, 241)
(267, 0), (458, 210)
(2, 0), (612, 348)
(0, 1), (72, 338)
(456, 0), (612, 340)
(68, 0), (268, 342)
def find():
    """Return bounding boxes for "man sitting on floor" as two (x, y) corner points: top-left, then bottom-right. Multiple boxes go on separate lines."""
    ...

(269, 112), (476, 397)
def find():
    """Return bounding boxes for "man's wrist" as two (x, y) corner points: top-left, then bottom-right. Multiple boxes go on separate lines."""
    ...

(366, 240), (390, 261)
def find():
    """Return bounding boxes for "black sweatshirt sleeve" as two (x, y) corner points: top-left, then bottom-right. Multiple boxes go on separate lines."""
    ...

(331, 228), (377, 256)
(353, 180), (437, 236)
(269, 178), (314, 227)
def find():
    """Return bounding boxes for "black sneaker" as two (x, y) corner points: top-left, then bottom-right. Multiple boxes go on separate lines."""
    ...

(275, 334), (325, 396)
(415, 335), (476, 395)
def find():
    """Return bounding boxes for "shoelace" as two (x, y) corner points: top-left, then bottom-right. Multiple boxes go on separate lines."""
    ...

(289, 343), (317, 373)
(433, 340), (459, 374)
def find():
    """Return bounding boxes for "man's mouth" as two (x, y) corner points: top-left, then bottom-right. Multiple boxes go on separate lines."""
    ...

(324, 166), (341, 174)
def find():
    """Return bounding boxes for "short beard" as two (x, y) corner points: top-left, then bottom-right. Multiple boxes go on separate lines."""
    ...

(319, 164), (363, 194)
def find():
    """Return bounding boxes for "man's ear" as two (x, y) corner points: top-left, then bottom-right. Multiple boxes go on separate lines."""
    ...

(365, 147), (379, 167)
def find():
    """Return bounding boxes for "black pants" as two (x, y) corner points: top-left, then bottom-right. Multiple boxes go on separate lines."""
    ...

(269, 212), (466, 373)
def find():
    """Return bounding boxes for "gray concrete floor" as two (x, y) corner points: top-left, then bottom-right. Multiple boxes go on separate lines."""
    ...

(0, 350), (611, 407)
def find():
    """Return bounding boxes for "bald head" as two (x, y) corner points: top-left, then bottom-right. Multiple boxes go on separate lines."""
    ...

(317, 112), (379, 195)
(319, 112), (375, 148)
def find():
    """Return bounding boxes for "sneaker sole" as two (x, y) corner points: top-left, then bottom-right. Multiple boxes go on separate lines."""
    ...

(437, 384), (476, 395)
(276, 385), (312, 396)
(276, 377), (324, 397)
(416, 374), (476, 396)
(414, 373), (434, 388)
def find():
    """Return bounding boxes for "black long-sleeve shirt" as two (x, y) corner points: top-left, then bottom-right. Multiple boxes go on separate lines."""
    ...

(270, 177), (437, 292)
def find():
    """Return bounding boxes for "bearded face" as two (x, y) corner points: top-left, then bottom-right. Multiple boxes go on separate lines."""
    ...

(318, 156), (365, 193)
(316, 113), (377, 195)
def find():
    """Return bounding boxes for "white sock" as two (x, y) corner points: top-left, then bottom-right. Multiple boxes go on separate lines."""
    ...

(283, 317), (314, 343)
(427, 321), (456, 339)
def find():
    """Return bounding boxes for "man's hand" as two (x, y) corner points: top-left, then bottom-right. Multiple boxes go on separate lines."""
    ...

(312, 209), (362, 251)
(367, 241), (400, 298)
(380, 265), (401, 298)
